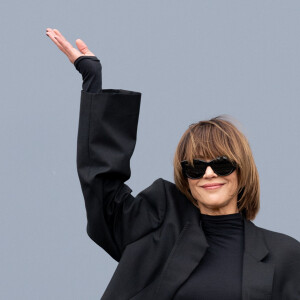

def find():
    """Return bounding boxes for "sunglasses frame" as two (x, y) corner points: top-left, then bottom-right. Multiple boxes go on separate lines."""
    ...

(180, 156), (236, 179)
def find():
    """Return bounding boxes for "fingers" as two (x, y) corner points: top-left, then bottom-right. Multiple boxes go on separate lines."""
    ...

(54, 34), (74, 55)
(76, 39), (89, 54)
(46, 28), (81, 63)
(52, 28), (77, 54)
(46, 28), (66, 53)
(46, 28), (65, 51)
(75, 39), (95, 56)
(52, 29), (65, 40)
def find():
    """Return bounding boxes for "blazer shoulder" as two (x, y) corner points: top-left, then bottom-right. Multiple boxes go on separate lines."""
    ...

(259, 226), (300, 244)
(134, 177), (183, 209)
(159, 178), (190, 201)
(159, 178), (185, 195)
(159, 178), (176, 189)
(257, 225), (300, 256)
(134, 177), (167, 219)
(141, 178), (183, 203)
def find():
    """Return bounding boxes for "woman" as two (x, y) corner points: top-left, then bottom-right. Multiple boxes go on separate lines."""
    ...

(46, 28), (300, 300)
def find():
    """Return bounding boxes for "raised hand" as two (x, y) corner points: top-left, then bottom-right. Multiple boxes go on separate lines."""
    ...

(46, 28), (95, 64)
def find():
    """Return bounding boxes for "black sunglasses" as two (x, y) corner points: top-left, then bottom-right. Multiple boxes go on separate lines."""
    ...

(181, 156), (236, 179)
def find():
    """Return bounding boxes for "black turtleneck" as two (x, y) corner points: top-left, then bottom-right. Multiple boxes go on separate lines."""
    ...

(173, 212), (245, 300)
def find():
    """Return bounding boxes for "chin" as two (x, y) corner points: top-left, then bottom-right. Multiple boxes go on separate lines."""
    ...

(198, 198), (230, 209)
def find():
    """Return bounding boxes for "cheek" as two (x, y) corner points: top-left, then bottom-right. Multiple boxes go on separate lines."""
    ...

(188, 181), (208, 200)
(187, 179), (197, 191)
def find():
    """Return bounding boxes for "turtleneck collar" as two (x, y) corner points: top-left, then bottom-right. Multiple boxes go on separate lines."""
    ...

(199, 212), (244, 239)
(199, 212), (243, 222)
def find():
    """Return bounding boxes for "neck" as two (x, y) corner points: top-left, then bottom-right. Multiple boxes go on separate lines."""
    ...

(198, 205), (239, 216)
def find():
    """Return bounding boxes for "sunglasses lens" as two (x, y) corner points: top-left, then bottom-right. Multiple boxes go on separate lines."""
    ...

(211, 158), (236, 176)
(183, 161), (207, 179)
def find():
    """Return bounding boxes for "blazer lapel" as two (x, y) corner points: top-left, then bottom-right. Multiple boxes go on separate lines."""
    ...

(242, 219), (275, 300)
(154, 217), (275, 300)
(153, 221), (209, 299)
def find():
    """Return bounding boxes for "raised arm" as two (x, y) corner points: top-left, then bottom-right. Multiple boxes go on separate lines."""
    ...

(46, 29), (166, 261)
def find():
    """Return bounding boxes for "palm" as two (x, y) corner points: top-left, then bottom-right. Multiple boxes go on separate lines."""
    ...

(46, 28), (95, 64)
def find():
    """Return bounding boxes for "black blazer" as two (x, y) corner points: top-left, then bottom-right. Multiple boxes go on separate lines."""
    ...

(77, 89), (300, 300)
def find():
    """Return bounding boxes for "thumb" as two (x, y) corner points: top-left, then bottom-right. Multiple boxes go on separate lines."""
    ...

(75, 39), (94, 56)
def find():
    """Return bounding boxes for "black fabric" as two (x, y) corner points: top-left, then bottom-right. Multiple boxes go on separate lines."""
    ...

(74, 56), (102, 93)
(75, 67), (300, 300)
(173, 212), (244, 300)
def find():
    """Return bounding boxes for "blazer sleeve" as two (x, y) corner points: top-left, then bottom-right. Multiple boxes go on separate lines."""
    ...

(76, 89), (166, 262)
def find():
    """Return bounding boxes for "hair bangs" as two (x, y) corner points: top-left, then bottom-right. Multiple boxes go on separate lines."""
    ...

(184, 121), (238, 165)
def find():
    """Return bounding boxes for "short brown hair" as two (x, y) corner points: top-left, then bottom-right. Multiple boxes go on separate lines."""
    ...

(173, 116), (260, 220)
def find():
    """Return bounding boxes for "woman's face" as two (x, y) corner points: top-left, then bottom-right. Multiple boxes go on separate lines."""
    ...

(187, 161), (239, 215)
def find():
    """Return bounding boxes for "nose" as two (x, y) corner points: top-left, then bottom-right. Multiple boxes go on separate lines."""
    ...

(202, 166), (218, 179)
